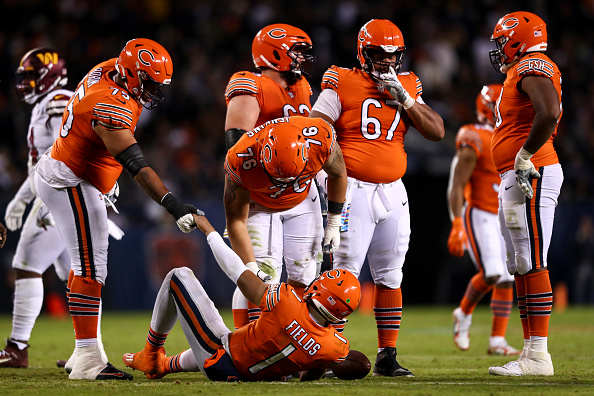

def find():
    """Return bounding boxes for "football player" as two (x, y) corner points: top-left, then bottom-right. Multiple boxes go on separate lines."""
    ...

(123, 212), (361, 382)
(33, 38), (199, 380)
(309, 19), (445, 377)
(447, 84), (521, 356)
(224, 23), (316, 329)
(0, 48), (72, 369)
(0, 48), (123, 371)
(224, 116), (346, 300)
(486, 11), (562, 377)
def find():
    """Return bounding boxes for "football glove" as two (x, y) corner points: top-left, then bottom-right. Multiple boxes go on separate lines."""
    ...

(5, 198), (27, 231)
(323, 213), (341, 254)
(104, 182), (120, 214)
(161, 192), (203, 233)
(379, 66), (415, 109)
(514, 147), (540, 199)
(447, 217), (467, 257)
(245, 261), (272, 282)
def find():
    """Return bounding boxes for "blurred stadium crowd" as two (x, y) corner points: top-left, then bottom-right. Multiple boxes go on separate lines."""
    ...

(0, 0), (593, 310)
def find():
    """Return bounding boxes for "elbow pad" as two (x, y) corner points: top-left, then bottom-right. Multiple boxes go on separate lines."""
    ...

(225, 128), (247, 150)
(116, 143), (149, 177)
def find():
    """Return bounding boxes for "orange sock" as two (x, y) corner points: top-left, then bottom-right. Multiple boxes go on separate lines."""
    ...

(146, 327), (168, 352)
(66, 269), (74, 299)
(460, 273), (492, 314)
(515, 274), (529, 340)
(490, 285), (513, 337)
(525, 270), (552, 338)
(69, 275), (101, 340)
(374, 285), (402, 348)
(163, 351), (184, 373)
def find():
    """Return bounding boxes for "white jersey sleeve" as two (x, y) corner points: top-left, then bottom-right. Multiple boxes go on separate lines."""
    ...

(312, 89), (342, 123)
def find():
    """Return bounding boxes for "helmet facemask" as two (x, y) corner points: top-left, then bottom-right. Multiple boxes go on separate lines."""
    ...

(135, 71), (168, 110)
(363, 46), (405, 79)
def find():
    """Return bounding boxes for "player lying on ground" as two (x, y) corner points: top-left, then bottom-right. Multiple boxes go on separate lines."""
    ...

(123, 213), (362, 381)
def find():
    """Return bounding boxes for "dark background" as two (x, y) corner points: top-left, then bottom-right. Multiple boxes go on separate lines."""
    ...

(0, 0), (593, 312)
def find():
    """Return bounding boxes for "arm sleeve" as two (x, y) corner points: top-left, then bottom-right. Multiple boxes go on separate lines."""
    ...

(311, 89), (342, 123)
(13, 176), (35, 204)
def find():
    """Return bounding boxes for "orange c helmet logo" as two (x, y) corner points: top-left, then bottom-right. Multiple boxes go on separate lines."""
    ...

(268, 28), (287, 39)
(325, 269), (341, 279)
(501, 17), (519, 29)
(138, 49), (155, 66)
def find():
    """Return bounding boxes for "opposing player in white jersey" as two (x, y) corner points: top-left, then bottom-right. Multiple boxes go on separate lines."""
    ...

(0, 48), (73, 369)
(447, 84), (520, 356)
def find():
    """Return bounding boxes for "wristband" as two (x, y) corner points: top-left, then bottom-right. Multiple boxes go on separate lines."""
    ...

(327, 199), (344, 215)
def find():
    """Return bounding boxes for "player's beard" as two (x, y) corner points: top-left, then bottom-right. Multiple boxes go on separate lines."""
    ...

(281, 70), (302, 87)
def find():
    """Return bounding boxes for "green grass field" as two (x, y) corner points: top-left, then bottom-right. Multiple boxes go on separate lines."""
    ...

(1, 306), (593, 395)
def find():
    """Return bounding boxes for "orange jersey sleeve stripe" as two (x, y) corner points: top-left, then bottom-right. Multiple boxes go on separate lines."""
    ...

(170, 274), (223, 354)
(517, 58), (555, 77)
(67, 186), (96, 280)
(225, 77), (259, 97)
(93, 102), (134, 128)
(321, 69), (339, 90)
(526, 168), (545, 270)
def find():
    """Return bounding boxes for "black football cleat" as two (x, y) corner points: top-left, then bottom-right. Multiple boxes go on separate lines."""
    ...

(372, 347), (414, 377)
(95, 363), (133, 380)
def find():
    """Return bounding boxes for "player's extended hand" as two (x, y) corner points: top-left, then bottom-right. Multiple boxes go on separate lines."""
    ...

(161, 192), (204, 233)
(5, 198), (27, 231)
(323, 213), (341, 254)
(514, 147), (541, 199)
(447, 217), (467, 257)
(379, 66), (415, 109)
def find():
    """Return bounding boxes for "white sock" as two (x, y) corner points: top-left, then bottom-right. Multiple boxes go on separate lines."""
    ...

(530, 336), (548, 352)
(75, 338), (98, 348)
(489, 336), (506, 347)
(11, 278), (44, 342)
(178, 349), (199, 372)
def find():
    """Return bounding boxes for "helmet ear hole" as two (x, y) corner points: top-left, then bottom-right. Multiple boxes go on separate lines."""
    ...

(272, 50), (281, 61)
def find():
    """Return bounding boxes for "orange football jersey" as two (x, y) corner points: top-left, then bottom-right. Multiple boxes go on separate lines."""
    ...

(491, 53), (562, 173)
(320, 66), (422, 183)
(51, 59), (142, 193)
(224, 116), (336, 210)
(225, 71), (312, 125)
(228, 283), (349, 381)
(455, 124), (500, 214)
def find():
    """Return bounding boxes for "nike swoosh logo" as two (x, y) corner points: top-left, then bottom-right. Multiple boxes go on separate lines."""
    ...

(115, 98), (126, 105)
(0, 357), (12, 363)
(402, 201), (407, 206)
(312, 196), (317, 202)
(505, 185), (513, 191)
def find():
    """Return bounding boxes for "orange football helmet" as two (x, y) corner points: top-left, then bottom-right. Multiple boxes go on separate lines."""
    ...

(252, 24), (315, 77)
(489, 11), (547, 73)
(15, 48), (68, 104)
(476, 84), (502, 125)
(115, 38), (173, 109)
(357, 19), (406, 77)
(305, 269), (361, 323)
(260, 121), (309, 186)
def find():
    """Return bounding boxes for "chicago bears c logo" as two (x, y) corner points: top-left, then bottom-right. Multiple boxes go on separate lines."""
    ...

(138, 49), (155, 66)
(325, 269), (341, 279)
(501, 17), (519, 29)
(268, 28), (286, 39)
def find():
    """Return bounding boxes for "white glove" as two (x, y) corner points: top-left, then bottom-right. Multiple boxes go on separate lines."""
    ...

(107, 219), (125, 240)
(104, 182), (120, 214)
(379, 66), (415, 110)
(323, 213), (342, 253)
(245, 261), (272, 282)
(177, 213), (200, 233)
(5, 198), (28, 231)
(514, 147), (541, 199)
